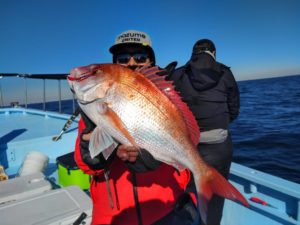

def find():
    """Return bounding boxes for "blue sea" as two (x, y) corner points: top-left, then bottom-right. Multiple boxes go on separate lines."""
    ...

(231, 75), (300, 184)
(28, 74), (300, 184)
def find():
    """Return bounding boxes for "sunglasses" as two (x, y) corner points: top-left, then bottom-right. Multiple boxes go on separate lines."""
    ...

(116, 53), (149, 64)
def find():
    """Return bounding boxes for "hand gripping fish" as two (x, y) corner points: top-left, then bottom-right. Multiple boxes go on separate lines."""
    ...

(68, 63), (249, 223)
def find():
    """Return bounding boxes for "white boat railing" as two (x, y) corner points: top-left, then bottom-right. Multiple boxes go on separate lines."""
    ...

(0, 73), (76, 113)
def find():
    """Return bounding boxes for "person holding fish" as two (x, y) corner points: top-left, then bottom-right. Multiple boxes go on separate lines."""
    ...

(70, 31), (248, 225)
(169, 39), (241, 225)
(73, 30), (201, 225)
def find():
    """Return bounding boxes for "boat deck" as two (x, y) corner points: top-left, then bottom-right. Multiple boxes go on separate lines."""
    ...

(0, 108), (78, 179)
(1, 107), (300, 225)
(1, 108), (78, 142)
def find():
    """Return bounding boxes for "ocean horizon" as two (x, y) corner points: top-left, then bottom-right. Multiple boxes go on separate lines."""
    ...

(1, 74), (300, 184)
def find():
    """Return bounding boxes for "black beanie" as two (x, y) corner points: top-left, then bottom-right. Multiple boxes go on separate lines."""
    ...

(192, 39), (216, 55)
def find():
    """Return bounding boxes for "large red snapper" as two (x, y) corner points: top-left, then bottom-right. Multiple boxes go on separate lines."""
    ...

(68, 63), (249, 223)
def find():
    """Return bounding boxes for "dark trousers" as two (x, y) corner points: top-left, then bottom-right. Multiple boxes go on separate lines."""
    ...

(193, 136), (233, 225)
(152, 193), (199, 225)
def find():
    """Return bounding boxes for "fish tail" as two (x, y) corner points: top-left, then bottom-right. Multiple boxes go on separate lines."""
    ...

(197, 166), (249, 224)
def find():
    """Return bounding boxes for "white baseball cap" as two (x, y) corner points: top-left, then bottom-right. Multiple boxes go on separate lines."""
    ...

(115, 30), (152, 46)
(109, 30), (156, 64)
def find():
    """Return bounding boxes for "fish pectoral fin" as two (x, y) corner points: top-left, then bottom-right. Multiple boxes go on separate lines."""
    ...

(89, 126), (118, 159)
(104, 107), (139, 148)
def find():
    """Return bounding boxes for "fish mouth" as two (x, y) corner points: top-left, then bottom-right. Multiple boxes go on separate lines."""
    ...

(68, 64), (102, 82)
(67, 72), (97, 82)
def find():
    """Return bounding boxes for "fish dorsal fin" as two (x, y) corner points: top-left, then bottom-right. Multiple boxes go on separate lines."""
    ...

(139, 66), (200, 146)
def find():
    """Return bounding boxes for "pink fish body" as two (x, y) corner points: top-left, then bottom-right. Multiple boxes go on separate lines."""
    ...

(68, 63), (249, 224)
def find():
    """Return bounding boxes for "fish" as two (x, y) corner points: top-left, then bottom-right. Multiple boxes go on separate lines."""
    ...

(68, 63), (249, 224)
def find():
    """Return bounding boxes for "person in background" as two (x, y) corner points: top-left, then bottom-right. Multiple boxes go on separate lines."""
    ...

(169, 39), (240, 225)
(74, 30), (199, 225)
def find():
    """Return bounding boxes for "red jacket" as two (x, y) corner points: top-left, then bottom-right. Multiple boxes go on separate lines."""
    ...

(74, 118), (191, 225)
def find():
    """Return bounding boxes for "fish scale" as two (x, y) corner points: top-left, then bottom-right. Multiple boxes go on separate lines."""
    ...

(112, 101), (180, 166)
(68, 63), (249, 224)
(109, 81), (189, 166)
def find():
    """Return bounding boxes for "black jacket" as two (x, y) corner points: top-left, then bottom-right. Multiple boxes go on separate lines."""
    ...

(169, 53), (240, 131)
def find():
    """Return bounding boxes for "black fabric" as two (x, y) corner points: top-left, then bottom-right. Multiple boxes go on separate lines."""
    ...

(126, 149), (161, 173)
(80, 108), (96, 134)
(169, 52), (239, 225)
(192, 39), (216, 54)
(79, 135), (113, 170)
(157, 61), (178, 77)
(132, 172), (143, 225)
(170, 53), (240, 131)
(164, 61), (178, 73)
(198, 136), (233, 225)
(186, 54), (223, 92)
(56, 151), (78, 169)
(185, 136), (233, 225)
(152, 193), (199, 225)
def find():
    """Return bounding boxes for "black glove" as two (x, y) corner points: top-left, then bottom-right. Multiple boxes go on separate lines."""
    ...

(126, 149), (161, 173)
(79, 108), (109, 170)
(157, 61), (178, 78)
